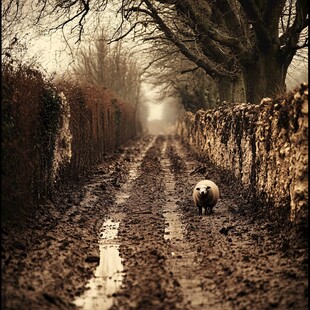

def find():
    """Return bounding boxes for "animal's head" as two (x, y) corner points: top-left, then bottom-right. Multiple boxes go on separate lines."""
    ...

(196, 185), (211, 197)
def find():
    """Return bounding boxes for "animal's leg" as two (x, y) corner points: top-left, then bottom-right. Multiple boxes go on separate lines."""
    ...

(198, 204), (202, 216)
(206, 206), (213, 215)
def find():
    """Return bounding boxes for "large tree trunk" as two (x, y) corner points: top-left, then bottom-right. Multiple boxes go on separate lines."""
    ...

(242, 52), (287, 104)
(217, 51), (287, 105)
(217, 76), (246, 103)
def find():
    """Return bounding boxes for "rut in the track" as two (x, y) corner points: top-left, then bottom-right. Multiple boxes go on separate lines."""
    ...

(111, 136), (184, 309)
(163, 137), (237, 310)
(73, 137), (157, 309)
(161, 139), (226, 310)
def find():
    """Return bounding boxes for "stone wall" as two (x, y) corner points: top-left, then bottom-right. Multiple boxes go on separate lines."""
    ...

(176, 84), (308, 224)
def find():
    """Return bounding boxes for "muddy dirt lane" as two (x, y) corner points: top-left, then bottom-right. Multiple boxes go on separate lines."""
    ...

(1, 135), (308, 310)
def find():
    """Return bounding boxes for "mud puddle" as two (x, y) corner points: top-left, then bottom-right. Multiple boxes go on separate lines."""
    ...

(74, 137), (156, 309)
(73, 220), (124, 310)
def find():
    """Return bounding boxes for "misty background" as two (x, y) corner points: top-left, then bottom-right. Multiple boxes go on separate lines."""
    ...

(2, 0), (308, 135)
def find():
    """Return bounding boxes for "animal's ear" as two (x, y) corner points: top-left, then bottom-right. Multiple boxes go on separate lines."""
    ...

(206, 186), (211, 189)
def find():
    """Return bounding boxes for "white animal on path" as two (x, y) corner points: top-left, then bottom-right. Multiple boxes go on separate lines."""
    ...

(193, 180), (219, 215)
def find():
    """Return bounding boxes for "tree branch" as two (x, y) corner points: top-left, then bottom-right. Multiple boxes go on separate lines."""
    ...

(237, 0), (273, 51)
(142, 0), (237, 78)
(180, 66), (200, 74)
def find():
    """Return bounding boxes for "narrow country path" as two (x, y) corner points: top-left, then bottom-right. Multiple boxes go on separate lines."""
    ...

(1, 135), (307, 310)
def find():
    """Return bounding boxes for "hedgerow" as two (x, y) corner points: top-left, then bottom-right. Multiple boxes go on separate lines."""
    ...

(1, 64), (139, 223)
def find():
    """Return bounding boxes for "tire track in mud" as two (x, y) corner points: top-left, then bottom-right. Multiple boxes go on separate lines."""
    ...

(111, 136), (185, 309)
(161, 139), (225, 310)
(74, 136), (156, 309)
(104, 135), (236, 309)
(109, 135), (211, 310)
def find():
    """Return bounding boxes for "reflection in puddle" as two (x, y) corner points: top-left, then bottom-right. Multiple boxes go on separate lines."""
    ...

(74, 220), (124, 310)
(75, 138), (156, 309)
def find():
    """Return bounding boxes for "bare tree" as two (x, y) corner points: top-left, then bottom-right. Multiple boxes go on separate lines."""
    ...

(116, 0), (308, 103)
(73, 27), (143, 122)
(141, 47), (220, 113)
(2, 0), (308, 104)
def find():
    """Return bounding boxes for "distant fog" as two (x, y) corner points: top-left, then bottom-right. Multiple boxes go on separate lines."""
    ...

(139, 94), (185, 135)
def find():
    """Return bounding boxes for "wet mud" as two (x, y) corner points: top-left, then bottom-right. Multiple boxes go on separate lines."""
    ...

(1, 135), (308, 310)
